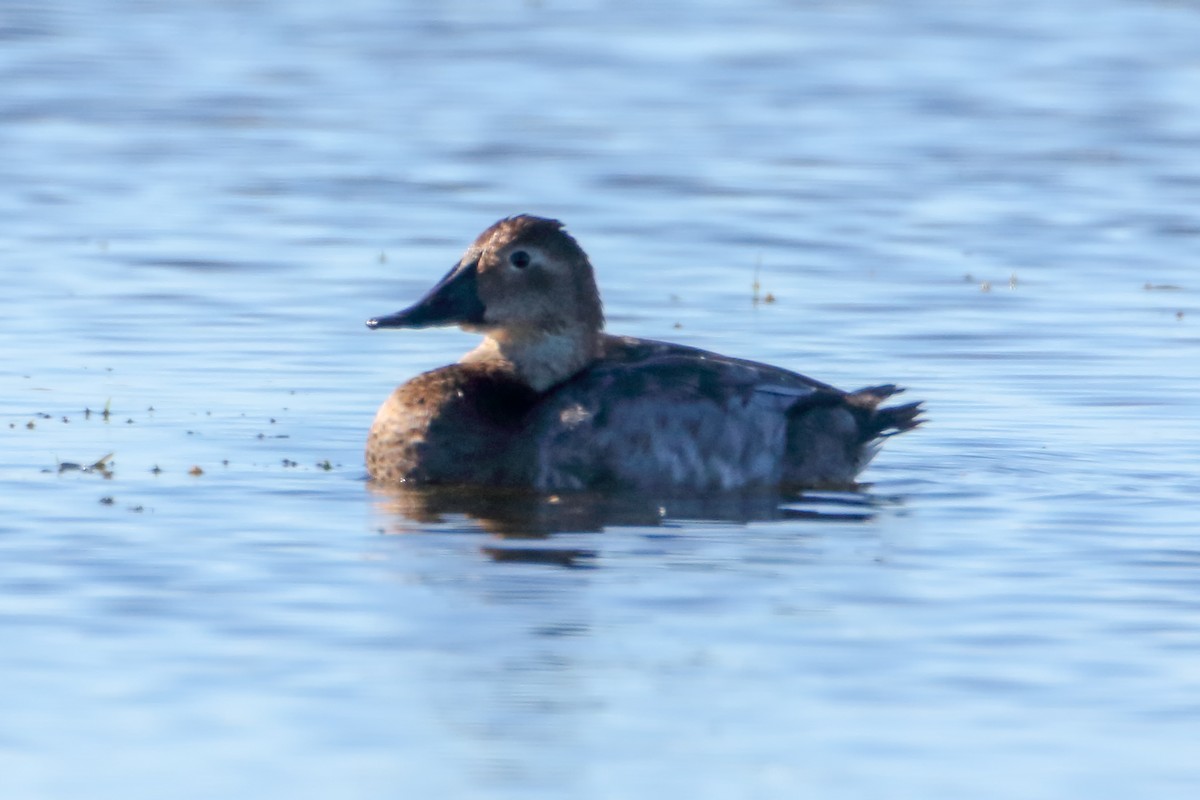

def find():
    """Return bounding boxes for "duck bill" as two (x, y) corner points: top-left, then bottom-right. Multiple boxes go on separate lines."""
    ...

(367, 260), (486, 330)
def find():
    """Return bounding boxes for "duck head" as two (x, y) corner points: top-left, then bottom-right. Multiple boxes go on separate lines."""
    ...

(368, 215), (606, 390)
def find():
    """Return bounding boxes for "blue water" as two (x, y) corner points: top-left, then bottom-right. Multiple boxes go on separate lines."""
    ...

(3, 1), (1200, 797)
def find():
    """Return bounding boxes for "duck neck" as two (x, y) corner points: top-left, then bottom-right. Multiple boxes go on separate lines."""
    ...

(463, 327), (599, 392)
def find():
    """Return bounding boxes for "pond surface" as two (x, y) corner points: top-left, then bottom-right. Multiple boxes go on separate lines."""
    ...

(3, 1), (1200, 797)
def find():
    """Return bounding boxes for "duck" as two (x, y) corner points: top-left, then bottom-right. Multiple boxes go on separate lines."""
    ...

(365, 215), (922, 493)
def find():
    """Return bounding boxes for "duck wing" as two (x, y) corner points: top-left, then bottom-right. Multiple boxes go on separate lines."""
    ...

(530, 335), (909, 492)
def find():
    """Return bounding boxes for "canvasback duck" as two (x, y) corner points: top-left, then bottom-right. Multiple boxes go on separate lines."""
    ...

(366, 215), (922, 492)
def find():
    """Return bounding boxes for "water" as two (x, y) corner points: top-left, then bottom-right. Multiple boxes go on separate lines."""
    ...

(3, 0), (1200, 797)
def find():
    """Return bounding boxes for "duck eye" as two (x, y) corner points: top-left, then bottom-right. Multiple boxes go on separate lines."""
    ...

(509, 250), (531, 269)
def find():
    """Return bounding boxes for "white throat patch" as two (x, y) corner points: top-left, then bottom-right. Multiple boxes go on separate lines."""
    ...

(462, 330), (595, 392)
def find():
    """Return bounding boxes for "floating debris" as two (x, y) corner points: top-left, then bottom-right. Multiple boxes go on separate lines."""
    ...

(56, 453), (114, 478)
(751, 258), (776, 306)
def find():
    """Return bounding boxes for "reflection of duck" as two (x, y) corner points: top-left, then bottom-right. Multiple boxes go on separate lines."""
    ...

(369, 483), (883, 541)
(366, 215), (922, 492)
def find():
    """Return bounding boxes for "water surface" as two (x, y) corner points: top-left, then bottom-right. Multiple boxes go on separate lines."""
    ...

(3, 1), (1200, 798)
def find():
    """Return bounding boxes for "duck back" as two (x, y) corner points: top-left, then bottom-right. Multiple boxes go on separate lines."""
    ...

(527, 336), (914, 492)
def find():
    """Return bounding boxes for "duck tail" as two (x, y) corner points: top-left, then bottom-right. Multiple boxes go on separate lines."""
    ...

(848, 384), (925, 439)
